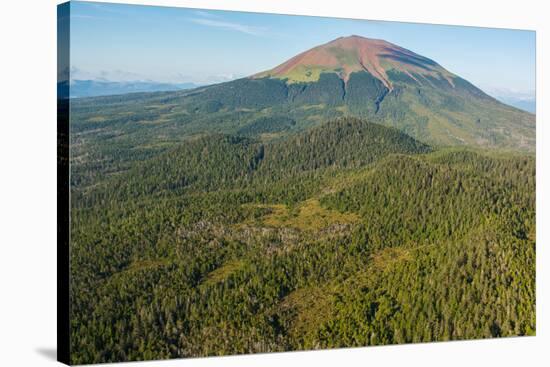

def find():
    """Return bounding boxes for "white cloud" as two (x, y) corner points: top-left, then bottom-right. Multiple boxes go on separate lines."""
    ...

(482, 86), (535, 101)
(85, 2), (128, 15)
(70, 67), (147, 82)
(188, 17), (267, 36)
(69, 67), (241, 85)
(192, 10), (220, 19)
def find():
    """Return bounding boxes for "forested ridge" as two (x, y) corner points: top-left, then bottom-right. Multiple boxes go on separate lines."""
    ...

(69, 67), (535, 154)
(69, 117), (535, 364)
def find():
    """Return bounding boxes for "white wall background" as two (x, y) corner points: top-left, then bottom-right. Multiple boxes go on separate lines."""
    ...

(0, 0), (547, 366)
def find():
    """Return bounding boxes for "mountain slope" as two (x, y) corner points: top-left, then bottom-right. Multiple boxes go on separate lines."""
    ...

(67, 35), (536, 365)
(253, 35), (456, 88)
(69, 138), (535, 363)
(70, 35), (535, 154)
(75, 118), (431, 201)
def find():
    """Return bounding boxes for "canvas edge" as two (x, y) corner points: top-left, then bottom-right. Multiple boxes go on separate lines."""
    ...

(57, 1), (71, 365)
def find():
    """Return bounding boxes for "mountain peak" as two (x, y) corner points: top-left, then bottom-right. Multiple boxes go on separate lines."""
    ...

(253, 35), (455, 89)
(333, 34), (390, 44)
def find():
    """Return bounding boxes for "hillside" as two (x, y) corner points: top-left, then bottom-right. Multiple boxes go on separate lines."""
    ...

(69, 117), (535, 363)
(253, 35), (456, 87)
(73, 118), (431, 201)
(70, 36), (534, 156)
(66, 35), (536, 364)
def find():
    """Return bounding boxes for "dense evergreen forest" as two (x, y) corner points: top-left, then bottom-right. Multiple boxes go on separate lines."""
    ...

(69, 69), (535, 154)
(68, 116), (535, 364)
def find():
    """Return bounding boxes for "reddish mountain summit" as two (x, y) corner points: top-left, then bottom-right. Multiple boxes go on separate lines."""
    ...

(254, 35), (455, 89)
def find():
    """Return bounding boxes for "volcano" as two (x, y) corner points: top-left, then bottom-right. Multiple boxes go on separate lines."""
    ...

(192, 35), (535, 151)
(254, 35), (456, 90)
(115, 35), (535, 151)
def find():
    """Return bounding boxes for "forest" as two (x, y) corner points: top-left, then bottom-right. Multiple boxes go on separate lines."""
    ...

(68, 116), (535, 364)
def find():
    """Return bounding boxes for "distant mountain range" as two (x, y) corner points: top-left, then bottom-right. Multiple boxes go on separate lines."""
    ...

(487, 89), (536, 113)
(64, 79), (199, 98)
(496, 97), (535, 113)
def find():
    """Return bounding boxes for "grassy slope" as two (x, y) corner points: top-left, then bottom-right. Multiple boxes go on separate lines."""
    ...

(69, 70), (535, 187)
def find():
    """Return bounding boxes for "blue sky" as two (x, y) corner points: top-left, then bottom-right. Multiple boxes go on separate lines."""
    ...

(69, 1), (536, 95)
